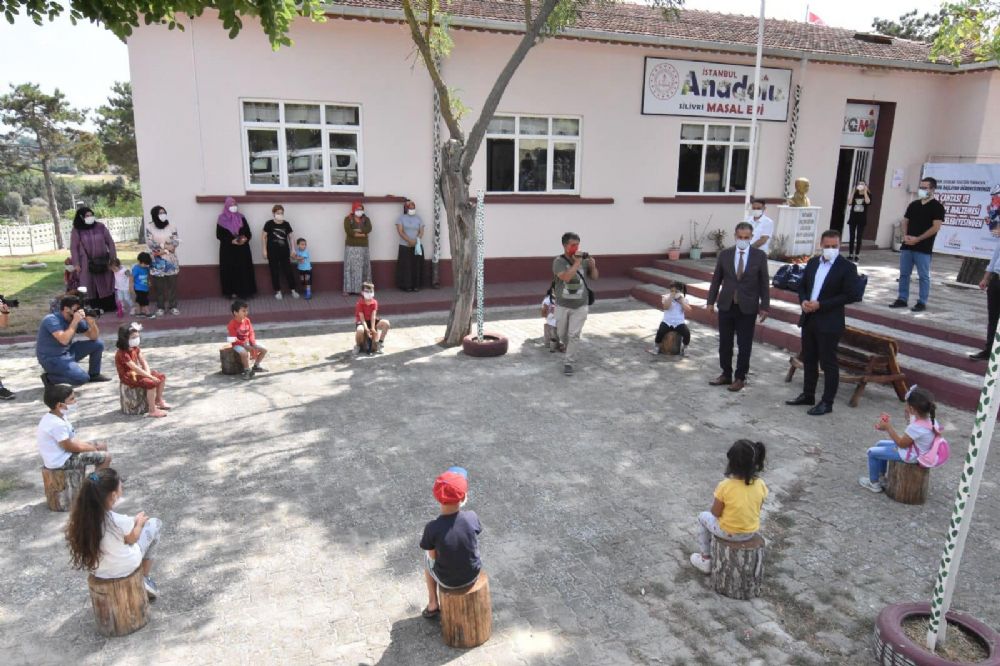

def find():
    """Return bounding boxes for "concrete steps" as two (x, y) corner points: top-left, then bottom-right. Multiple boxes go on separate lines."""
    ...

(629, 262), (987, 410)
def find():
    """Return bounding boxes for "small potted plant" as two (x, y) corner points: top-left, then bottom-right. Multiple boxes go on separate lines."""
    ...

(667, 235), (683, 261)
(708, 228), (727, 255)
(688, 217), (711, 260)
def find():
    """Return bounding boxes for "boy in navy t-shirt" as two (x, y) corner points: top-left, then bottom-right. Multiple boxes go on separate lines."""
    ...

(419, 467), (482, 619)
(131, 252), (153, 318)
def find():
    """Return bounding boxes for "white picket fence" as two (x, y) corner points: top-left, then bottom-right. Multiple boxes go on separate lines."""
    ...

(0, 217), (142, 256)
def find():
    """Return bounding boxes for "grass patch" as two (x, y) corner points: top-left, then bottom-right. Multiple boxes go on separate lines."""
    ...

(0, 475), (21, 499)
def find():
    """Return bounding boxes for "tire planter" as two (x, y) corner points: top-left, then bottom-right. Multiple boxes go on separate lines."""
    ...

(874, 602), (1000, 666)
(462, 333), (508, 357)
(21, 261), (46, 270)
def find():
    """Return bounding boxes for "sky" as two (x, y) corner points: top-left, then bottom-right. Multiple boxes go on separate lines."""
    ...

(0, 0), (943, 122)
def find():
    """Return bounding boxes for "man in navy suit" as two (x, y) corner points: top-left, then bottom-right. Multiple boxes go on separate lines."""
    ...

(786, 229), (859, 415)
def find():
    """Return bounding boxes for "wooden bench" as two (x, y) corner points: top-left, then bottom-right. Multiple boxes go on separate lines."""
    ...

(119, 383), (148, 416)
(710, 534), (766, 600)
(41, 466), (84, 512)
(440, 571), (492, 648)
(88, 567), (150, 636)
(785, 325), (908, 407)
(885, 461), (930, 505)
(220, 347), (243, 375)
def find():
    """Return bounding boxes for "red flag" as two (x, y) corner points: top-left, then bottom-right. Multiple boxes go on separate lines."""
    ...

(807, 11), (826, 25)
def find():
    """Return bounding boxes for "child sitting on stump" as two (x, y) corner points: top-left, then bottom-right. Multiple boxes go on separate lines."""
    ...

(648, 280), (692, 355)
(37, 384), (112, 474)
(66, 467), (163, 600)
(859, 386), (940, 493)
(114, 323), (170, 417)
(419, 466), (482, 619)
(690, 440), (767, 574)
(227, 299), (268, 379)
(354, 282), (390, 355)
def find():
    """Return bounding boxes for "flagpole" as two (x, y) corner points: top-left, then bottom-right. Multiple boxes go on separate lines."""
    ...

(745, 0), (765, 213)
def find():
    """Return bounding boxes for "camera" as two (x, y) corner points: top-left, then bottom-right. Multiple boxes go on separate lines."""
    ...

(83, 306), (104, 319)
(577, 252), (590, 259)
(0, 294), (18, 308)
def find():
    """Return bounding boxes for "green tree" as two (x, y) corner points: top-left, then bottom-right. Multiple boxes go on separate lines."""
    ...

(0, 83), (86, 247)
(872, 8), (947, 42)
(95, 82), (139, 180)
(70, 130), (108, 174)
(932, 0), (1000, 63)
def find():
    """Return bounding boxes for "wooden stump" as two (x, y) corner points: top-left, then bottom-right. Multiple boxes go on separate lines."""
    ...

(440, 571), (492, 648)
(659, 330), (682, 356)
(88, 567), (150, 637)
(710, 534), (765, 600)
(119, 383), (148, 416)
(220, 347), (243, 375)
(885, 461), (929, 505)
(41, 466), (84, 512)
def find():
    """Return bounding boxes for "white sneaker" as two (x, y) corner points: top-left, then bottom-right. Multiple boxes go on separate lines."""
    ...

(170, 308), (180, 315)
(291, 290), (300, 299)
(689, 553), (712, 574)
(275, 292), (283, 300)
(155, 309), (165, 317)
(858, 476), (883, 493)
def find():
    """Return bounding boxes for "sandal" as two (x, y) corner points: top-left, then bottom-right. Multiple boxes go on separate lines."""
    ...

(421, 606), (440, 619)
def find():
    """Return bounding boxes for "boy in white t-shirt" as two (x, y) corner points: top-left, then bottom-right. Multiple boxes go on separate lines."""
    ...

(748, 198), (774, 255)
(37, 384), (111, 472)
(541, 284), (561, 352)
(648, 281), (693, 355)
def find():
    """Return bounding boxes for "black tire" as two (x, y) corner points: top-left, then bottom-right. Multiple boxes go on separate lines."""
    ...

(462, 333), (508, 357)
(873, 602), (1000, 666)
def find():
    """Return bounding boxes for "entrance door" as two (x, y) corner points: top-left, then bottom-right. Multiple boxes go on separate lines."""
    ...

(829, 147), (873, 233)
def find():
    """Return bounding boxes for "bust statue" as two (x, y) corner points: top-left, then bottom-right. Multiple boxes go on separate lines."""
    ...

(787, 177), (811, 207)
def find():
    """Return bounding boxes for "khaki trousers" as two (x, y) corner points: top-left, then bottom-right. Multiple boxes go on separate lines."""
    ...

(556, 304), (588, 364)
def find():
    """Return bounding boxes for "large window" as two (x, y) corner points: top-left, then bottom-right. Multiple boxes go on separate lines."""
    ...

(486, 115), (581, 194)
(676, 123), (751, 194)
(241, 100), (362, 191)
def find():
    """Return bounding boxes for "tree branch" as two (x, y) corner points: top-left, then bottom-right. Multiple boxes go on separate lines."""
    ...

(402, 0), (463, 140)
(460, 0), (561, 175)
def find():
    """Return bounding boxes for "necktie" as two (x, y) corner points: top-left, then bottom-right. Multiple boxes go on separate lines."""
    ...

(737, 251), (745, 279)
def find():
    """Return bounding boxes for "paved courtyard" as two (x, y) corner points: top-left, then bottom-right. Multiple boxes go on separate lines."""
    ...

(1, 300), (998, 665)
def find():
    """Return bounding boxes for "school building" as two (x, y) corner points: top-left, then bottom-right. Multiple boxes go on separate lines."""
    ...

(125, 0), (1000, 297)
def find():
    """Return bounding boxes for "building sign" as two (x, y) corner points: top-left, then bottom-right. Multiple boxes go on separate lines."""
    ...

(642, 57), (792, 121)
(922, 162), (1000, 260)
(842, 103), (879, 148)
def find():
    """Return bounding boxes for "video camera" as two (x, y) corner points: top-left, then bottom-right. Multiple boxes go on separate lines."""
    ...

(82, 306), (104, 319)
(0, 294), (18, 308)
(577, 252), (590, 259)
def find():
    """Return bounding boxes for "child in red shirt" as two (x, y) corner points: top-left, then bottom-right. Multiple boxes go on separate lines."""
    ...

(227, 300), (267, 379)
(355, 282), (391, 355)
(114, 323), (169, 417)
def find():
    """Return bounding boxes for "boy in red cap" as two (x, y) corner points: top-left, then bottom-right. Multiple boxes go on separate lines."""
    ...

(419, 467), (482, 619)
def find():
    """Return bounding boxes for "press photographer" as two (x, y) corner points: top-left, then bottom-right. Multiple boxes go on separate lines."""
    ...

(0, 294), (15, 400)
(35, 294), (110, 386)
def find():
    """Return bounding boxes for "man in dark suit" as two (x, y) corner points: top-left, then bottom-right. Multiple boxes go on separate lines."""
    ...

(705, 222), (770, 392)
(787, 229), (859, 415)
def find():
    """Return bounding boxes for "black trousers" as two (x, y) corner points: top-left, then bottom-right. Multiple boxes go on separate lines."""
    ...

(267, 248), (298, 292)
(986, 274), (1000, 352)
(655, 322), (691, 346)
(718, 303), (756, 380)
(848, 221), (866, 256)
(801, 317), (843, 404)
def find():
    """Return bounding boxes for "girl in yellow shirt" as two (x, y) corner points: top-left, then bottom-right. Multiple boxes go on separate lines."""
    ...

(691, 440), (768, 574)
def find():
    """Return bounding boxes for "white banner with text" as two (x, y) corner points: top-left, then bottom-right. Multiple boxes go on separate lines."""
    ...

(922, 163), (1000, 259)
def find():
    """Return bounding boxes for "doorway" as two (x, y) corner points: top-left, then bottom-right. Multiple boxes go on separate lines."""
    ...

(830, 147), (873, 233)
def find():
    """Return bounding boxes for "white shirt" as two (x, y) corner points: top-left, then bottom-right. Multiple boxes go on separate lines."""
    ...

(733, 248), (749, 276)
(37, 412), (73, 469)
(809, 257), (835, 302)
(661, 296), (687, 326)
(748, 214), (774, 253)
(987, 242), (1000, 275)
(541, 296), (557, 327)
(94, 511), (142, 579)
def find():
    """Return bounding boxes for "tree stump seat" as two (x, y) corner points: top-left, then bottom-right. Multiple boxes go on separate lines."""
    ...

(439, 570), (492, 649)
(710, 534), (766, 600)
(88, 567), (150, 637)
(885, 461), (930, 505)
(659, 330), (682, 356)
(119, 382), (148, 415)
(41, 466), (84, 512)
(220, 347), (242, 375)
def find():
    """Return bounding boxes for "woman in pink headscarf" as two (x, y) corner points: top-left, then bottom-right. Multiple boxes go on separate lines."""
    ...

(216, 197), (257, 299)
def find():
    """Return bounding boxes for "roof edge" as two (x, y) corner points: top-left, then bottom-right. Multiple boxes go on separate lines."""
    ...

(322, 3), (997, 73)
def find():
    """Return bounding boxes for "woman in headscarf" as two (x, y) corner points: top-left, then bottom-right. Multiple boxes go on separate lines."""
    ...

(146, 204), (182, 315)
(216, 197), (257, 299)
(395, 199), (425, 292)
(70, 207), (118, 313)
(343, 201), (372, 295)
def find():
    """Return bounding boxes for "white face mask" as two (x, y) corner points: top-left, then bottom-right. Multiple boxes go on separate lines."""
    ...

(228, 205), (238, 213)
(751, 209), (764, 219)
(735, 239), (751, 251)
(129, 336), (140, 348)
(273, 213), (283, 221)
(856, 185), (865, 192)
(917, 188), (929, 199)
(62, 403), (78, 418)
(355, 210), (364, 218)
(362, 291), (374, 300)
(84, 216), (95, 225)
(822, 247), (839, 262)
(406, 209), (416, 216)
(158, 213), (168, 222)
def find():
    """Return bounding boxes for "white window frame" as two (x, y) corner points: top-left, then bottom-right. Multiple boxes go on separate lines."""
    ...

(240, 98), (363, 192)
(676, 122), (753, 195)
(485, 114), (582, 194)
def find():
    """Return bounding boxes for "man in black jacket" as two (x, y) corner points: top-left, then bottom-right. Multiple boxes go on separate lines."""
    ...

(786, 229), (859, 415)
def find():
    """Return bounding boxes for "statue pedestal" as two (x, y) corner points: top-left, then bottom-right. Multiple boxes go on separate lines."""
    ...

(776, 206), (821, 257)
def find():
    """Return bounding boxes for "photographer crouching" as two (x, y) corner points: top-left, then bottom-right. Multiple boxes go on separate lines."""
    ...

(35, 294), (110, 386)
(0, 294), (15, 399)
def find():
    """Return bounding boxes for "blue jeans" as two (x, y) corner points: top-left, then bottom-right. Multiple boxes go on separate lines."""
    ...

(867, 439), (904, 482)
(897, 249), (932, 304)
(38, 338), (104, 385)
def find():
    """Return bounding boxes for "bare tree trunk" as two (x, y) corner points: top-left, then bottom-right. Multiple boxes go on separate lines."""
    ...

(40, 156), (65, 249)
(441, 140), (477, 346)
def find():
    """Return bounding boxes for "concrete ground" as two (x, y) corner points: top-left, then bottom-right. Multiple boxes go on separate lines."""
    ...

(0, 299), (998, 665)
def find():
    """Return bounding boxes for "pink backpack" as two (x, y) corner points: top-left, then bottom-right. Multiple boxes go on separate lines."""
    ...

(912, 418), (950, 468)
